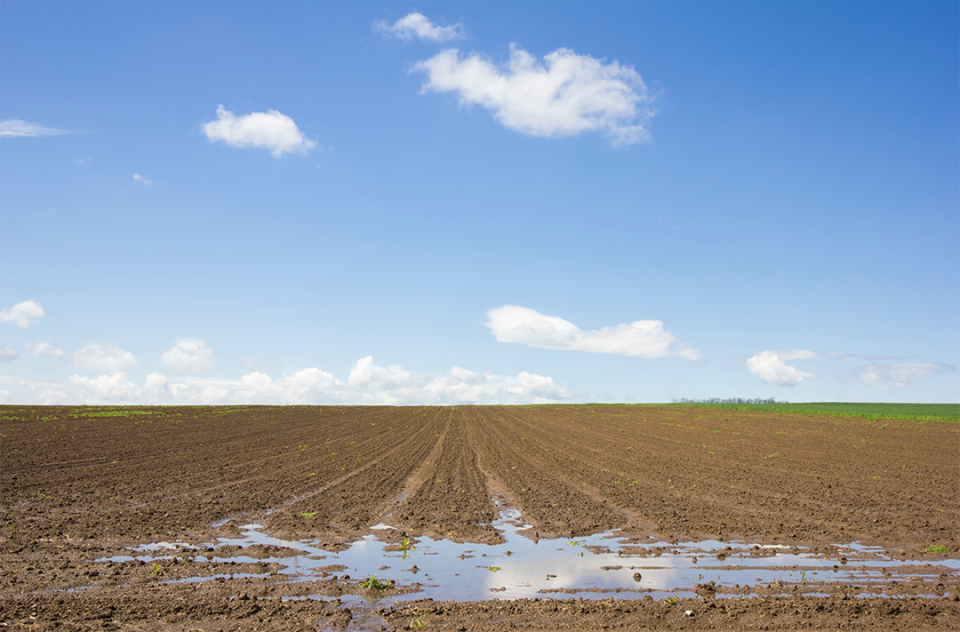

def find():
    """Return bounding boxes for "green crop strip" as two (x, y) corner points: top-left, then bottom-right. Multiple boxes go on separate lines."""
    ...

(77, 409), (162, 418)
(669, 402), (959, 423)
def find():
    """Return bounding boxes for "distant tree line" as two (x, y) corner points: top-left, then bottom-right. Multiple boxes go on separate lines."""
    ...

(672, 397), (786, 405)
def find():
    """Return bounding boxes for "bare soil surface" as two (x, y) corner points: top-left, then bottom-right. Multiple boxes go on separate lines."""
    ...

(2, 404), (958, 630)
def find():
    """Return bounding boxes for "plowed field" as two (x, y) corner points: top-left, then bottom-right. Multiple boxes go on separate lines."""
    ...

(2, 404), (958, 630)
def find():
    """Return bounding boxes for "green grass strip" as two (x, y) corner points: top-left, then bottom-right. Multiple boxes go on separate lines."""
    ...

(669, 402), (959, 423)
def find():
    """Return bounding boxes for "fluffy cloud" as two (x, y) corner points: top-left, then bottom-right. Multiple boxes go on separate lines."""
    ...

(144, 373), (170, 398)
(341, 357), (568, 405)
(0, 346), (19, 363)
(72, 343), (137, 371)
(38, 390), (69, 405)
(30, 357), (569, 405)
(746, 350), (823, 387)
(132, 173), (152, 186)
(855, 361), (955, 392)
(0, 356), (572, 405)
(415, 366), (568, 405)
(413, 44), (655, 144)
(373, 12), (466, 42)
(486, 305), (701, 360)
(160, 340), (213, 373)
(69, 373), (142, 401)
(0, 120), (70, 137)
(28, 342), (65, 358)
(201, 105), (318, 158)
(0, 299), (45, 328)
(349, 356), (414, 389)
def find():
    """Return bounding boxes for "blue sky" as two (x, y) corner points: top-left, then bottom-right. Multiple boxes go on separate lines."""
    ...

(1, 2), (957, 405)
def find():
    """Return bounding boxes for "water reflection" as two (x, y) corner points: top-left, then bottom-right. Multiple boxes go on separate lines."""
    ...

(98, 506), (959, 602)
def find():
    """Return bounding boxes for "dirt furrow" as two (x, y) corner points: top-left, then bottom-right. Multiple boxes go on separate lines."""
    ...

(393, 407), (501, 542)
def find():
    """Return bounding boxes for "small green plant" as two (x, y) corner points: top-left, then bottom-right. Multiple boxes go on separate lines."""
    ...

(37, 492), (49, 499)
(567, 541), (581, 547)
(399, 536), (417, 552)
(928, 544), (950, 554)
(665, 593), (679, 605)
(301, 511), (318, 519)
(410, 614), (427, 628)
(360, 575), (392, 590)
(487, 566), (502, 572)
(152, 561), (162, 577)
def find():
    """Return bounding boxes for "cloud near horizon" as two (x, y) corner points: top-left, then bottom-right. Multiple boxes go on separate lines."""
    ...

(12, 356), (569, 405)
(373, 12), (466, 42)
(485, 305), (702, 360)
(201, 105), (318, 158)
(0, 300), (45, 328)
(746, 350), (817, 387)
(854, 361), (955, 391)
(413, 44), (655, 144)
(745, 349), (848, 387)
(160, 340), (214, 373)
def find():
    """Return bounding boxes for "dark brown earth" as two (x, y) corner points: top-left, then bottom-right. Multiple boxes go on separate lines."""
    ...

(2, 404), (958, 630)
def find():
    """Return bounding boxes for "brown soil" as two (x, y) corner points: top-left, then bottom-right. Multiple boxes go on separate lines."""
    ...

(2, 404), (958, 630)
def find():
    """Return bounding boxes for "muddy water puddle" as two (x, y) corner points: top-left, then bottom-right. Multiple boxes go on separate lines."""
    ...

(98, 506), (959, 603)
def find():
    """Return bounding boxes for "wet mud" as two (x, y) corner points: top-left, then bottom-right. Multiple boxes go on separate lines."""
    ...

(1, 404), (958, 630)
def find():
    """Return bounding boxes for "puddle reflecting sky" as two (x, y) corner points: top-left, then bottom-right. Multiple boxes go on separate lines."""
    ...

(99, 507), (959, 602)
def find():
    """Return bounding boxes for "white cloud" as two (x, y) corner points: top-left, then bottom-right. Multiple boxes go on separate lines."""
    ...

(132, 173), (152, 186)
(69, 373), (142, 401)
(373, 12), (466, 42)
(0, 299), (45, 328)
(39, 390), (69, 404)
(485, 305), (701, 360)
(746, 350), (819, 387)
(349, 356), (414, 389)
(27, 342), (65, 358)
(0, 356), (570, 405)
(160, 340), (213, 373)
(0, 120), (71, 137)
(413, 44), (655, 144)
(0, 346), (19, 363)
(414, 366), (569, 405)
(72, 343), (137, 371)
(0, 375), (67, 390)
(201, 105), (318, 158)
(855, 361), (956, 392)
(144, 372), (170, 398)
